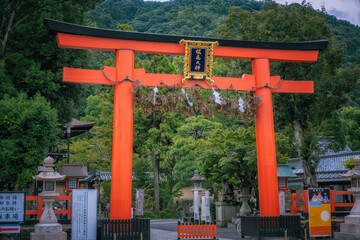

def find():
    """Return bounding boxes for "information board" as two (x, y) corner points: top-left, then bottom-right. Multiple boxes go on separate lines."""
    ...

(72, 189), (97, 240)
(308, 188), (331, 237)
(0, 192), (25, 223)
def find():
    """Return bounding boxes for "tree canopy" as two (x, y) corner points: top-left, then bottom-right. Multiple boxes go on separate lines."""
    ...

(0, 0), (101, 189)
(0, 93), (58, 189)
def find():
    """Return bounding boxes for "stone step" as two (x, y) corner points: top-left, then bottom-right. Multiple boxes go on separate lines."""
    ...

(227, 222), (235, 229)
(232, 217), (239, 224)
(340, 223), (360, 234)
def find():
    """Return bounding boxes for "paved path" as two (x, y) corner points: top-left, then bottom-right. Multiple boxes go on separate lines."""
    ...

(150, 219), (241, 240)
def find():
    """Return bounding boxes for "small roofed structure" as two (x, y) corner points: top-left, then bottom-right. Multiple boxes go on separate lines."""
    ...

(277, 164), (298, 215)
(62, 118), (95, 138)
(58, 163), (88, 193)
(62, 118), (95, 163)
(277, 164), (298, 190)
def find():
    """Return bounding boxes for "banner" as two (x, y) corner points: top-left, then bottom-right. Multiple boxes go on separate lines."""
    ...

(135, 189), (144, 215)
(194, 190), (199, 220)
(201, 191), (211, 222)
(308, 188), (331, 237)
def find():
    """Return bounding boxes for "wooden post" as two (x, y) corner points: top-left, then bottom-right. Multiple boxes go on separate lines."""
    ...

(330, 186), (335, 213)
(110, 49), (134, 220)
(253, 58), (280, 216)
(291, 190), (297, 216)
(303, 187), (309, 214)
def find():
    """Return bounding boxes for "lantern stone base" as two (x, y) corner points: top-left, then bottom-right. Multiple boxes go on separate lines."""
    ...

(334, 215), (360, 240)
(30, 223), (67, 240)
(215, 201), (238, 227)
(334, 232), (360, 240)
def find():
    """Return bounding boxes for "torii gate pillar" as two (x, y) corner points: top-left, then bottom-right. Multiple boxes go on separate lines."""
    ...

(253, 58), (279, 216)
(111, 49), (135, 219)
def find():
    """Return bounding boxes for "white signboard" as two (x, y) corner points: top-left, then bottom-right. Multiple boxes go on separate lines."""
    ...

(0, 192), (25, 223)
(72, 189), (97, 240)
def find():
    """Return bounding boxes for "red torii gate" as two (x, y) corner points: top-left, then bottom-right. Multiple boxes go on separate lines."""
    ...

(45, 19), (327, 219)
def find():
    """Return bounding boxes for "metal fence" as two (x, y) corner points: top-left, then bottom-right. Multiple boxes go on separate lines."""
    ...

(100, 218), (150, 240)
(177, 222), (217, 239)
(241, 215), (301, 239)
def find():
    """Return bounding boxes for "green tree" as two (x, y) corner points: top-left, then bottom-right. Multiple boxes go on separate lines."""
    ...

(218, 1), (359, 187)
(198, 127), (257, 195)
(70, 88), (114, 171)
(340, 107), (360, 151)
(0, 0), (100, 123)
(169, 115), (223, 192)
(0, 93), (58, 190)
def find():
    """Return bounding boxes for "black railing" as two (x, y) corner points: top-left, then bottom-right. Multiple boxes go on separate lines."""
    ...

(241, 215), (301, 239)
(100, 218), (150, 240)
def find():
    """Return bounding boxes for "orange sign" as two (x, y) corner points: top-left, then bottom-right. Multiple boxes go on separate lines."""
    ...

(308, 188), (331, 237)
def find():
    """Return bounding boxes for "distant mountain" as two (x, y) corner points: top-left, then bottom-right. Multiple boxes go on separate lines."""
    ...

(86, 0), (262, 37)
(325, 15), (360, 65)
(87, 0), (359, 65)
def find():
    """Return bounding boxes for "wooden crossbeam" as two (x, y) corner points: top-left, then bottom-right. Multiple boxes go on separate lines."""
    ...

(63, 67), (313, 94)
(57, 33), (320, 62)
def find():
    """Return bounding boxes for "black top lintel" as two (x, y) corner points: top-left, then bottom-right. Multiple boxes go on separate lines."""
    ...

(44, 18), (328, 51)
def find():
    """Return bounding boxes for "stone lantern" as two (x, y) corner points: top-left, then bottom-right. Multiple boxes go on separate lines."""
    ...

(190, 170), (205, 223)
(334, 156), (360, 239)
(30, 156), (67, 240)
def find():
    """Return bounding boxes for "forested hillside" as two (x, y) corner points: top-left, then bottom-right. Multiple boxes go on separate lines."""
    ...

(87, 0), (360, 66)
(87, 0), (262, 37)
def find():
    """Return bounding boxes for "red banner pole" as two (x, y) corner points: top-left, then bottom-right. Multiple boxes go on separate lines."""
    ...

(253, 57), (280, 216)
(110, 49), (134, 220)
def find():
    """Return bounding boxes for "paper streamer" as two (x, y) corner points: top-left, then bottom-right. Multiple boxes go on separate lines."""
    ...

(212, 88), (221, 104)
(182, 88), (193, 106)
(238, 97), (245, 113)
(153, 87), (158, 104)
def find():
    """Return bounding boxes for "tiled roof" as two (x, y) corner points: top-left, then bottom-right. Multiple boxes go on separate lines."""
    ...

(288, 150), (360, 182)
(81, 171), (112, 182)
(277, 164), (298, 178)
(81, 171), (166, 182)
(316, 171), (351, 182)
(58, 163), (88, 178)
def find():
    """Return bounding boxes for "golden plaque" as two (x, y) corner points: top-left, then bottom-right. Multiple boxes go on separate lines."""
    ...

(180, 39), (219, 85)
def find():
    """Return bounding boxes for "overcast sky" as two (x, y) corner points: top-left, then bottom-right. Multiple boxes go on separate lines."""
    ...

(274, 0), (360, 26)
(144, 0), (360, 26)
